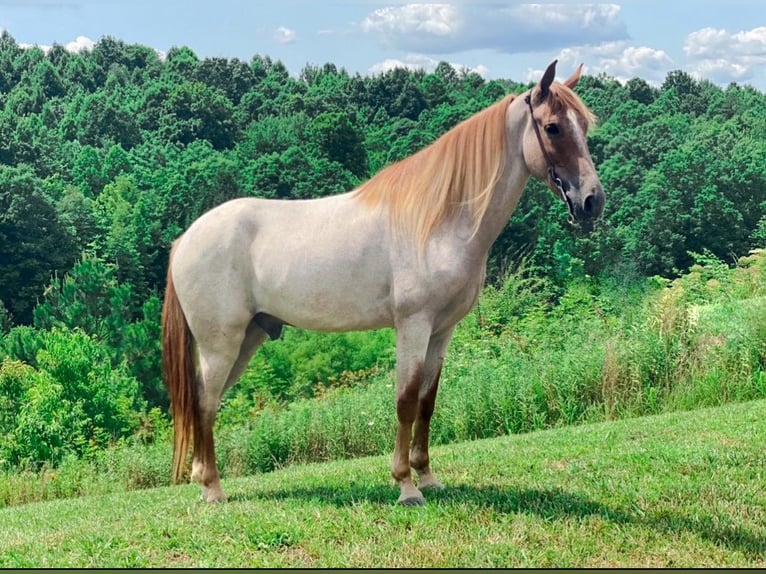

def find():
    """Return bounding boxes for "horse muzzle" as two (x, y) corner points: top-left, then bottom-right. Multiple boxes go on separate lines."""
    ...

(562, 184), (605, 230)
(574, 184), (605, 222)
(548, 167), (605, 229)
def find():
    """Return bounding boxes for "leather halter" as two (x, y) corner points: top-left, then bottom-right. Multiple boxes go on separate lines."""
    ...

(524, 93), (576, 224)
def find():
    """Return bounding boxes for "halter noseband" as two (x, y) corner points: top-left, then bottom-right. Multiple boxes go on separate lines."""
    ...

(524, 93), (576, 225)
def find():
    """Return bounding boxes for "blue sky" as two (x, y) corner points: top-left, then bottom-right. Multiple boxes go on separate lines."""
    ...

(2, 1), (766, 90)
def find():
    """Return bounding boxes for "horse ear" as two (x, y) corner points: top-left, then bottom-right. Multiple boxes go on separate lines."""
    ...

(539, 60), (557, 99)
(563, 63), (584, 90)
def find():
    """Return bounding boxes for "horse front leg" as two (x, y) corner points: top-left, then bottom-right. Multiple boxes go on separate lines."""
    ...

(391, 317), (433, 505)
(409, 327), (454, 492)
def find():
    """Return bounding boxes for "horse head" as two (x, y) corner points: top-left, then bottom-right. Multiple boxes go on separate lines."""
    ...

(522, 60), (605, 228)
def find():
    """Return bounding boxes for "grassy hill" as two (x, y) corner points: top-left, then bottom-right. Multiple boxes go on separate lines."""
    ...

(2, 398), (765, 568)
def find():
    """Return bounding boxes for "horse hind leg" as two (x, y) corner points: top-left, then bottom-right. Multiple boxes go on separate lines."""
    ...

(225, 320), (270, 390)
(192, 319), (268, 503)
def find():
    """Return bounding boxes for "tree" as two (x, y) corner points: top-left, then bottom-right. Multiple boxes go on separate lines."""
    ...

(70, 145), (104, 196)
(162, 45), (199, 81)
(0, 166), (75, 324)
(33, 254), (136, 349)
(196, 56), (255, 104)
(307, 111), (368, 177)
(367, 67), (427, 120)
(235, 113), (306, 159)
(626, 77), (657, 105)
(32, 254), (165, 408)
(60, 88), (142, 149)
(91, 175), (165, 293)
(434, 61), (459, 87)
(661, 70), (713, 116)
(0, 31), (23, 92)
(159, 81), (238, 149)
(243, 145), (357, 200)
(56, 186), (98, 254)
(3, 327), (145, 467)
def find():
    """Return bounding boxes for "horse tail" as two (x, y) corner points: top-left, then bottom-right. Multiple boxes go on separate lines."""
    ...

(162, 244), (199, 485)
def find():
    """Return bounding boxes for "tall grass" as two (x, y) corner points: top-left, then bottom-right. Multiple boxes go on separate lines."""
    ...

(2, 249), (764, 508)
(208, 249), (766, 475)
(184, 248), (766, 481)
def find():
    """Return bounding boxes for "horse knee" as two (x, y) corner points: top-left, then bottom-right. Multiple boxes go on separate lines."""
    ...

(396, 362), (423, 422)
(396, 386), (419, 423)
(409, 448), (429, 472)
(418, 365), (441, 420)
(418, 394), (436, 422)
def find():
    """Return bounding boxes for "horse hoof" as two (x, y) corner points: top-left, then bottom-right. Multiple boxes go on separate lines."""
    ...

(397, 494), (425, 506)
(419, 479), (444, 491)
(201, 487), (228, 504)
(206, 492), (228, 504)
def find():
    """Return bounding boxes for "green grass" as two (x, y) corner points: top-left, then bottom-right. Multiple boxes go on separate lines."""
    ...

(2, 399), (765, 567)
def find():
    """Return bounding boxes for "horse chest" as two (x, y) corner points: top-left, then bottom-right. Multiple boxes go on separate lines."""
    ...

(392, 260), (486, 330)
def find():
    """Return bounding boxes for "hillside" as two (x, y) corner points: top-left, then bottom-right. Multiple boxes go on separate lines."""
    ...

(2, 399), (764, 568)
(0, 34), (765, 483)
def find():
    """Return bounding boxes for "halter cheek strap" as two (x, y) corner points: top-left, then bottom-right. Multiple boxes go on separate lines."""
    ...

(524, 93), (575, 224)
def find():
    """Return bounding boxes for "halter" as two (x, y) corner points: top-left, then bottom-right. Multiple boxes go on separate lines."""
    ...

(524, 93), (576, 225)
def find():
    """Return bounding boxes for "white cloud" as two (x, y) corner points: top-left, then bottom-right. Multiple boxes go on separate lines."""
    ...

(684, 26), (766, 59)
(369, 53), (489, 78)
(274, 26), (297, 45)
(19, 42), (51, 53)
(362, 3), (627, 54)
(469, 63), (490, 78)
(684, 26), (766, 83)
(362, 4), (459, 38)
(19, 34), (95, 54)
(65, 35), (95, 53)
(690, 59), (749, 82)
(527, 41), (673, 85)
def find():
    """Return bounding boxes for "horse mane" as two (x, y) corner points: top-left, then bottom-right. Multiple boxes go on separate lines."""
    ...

(354, 85), (595, 251)
(354, 93), (516, 250)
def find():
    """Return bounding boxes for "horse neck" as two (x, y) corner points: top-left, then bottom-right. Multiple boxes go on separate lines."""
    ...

(466, 96), (531, 257)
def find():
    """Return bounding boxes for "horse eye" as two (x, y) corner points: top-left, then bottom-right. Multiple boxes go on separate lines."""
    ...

(545, 123), (560, 136)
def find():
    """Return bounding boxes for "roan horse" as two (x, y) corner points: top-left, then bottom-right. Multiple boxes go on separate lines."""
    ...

(162, 60), (605, 505)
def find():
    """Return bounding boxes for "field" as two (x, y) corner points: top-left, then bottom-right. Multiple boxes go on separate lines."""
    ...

(0, 30), (765, 570)
(2, 398), (764, 568)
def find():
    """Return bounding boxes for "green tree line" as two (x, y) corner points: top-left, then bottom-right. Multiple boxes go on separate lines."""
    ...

(0, 32), (764, 470)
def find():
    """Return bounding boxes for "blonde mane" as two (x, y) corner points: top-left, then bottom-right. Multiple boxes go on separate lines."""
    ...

(354, 85), (595, 251)
(354, 93), (516, 250)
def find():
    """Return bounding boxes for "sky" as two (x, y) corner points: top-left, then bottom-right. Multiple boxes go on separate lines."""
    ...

(1, 1), (766, 91)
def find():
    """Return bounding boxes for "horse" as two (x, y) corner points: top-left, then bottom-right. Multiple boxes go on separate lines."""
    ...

(162, 60), (605, 505)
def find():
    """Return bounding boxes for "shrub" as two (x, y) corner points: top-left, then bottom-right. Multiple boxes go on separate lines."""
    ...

(1, 327), (146, 468)
(0, 359), (33, 439)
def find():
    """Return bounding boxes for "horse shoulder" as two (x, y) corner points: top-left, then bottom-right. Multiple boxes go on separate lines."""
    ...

(390, 234), (487, 330)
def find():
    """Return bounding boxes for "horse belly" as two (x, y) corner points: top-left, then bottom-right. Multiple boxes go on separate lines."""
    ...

(252, 235), (394, 333)
(257, 271), (393, 332)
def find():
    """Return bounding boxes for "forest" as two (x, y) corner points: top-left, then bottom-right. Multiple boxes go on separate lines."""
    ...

(0, 32), (764, 485)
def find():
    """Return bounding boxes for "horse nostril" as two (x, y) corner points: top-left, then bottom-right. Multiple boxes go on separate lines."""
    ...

(583, 194), (595, 216)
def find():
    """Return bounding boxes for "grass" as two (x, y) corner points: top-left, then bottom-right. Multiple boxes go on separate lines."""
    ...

(3, 250), (764, 506)
(211, 250), (766, 476)
(1, 398), (765, 567)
